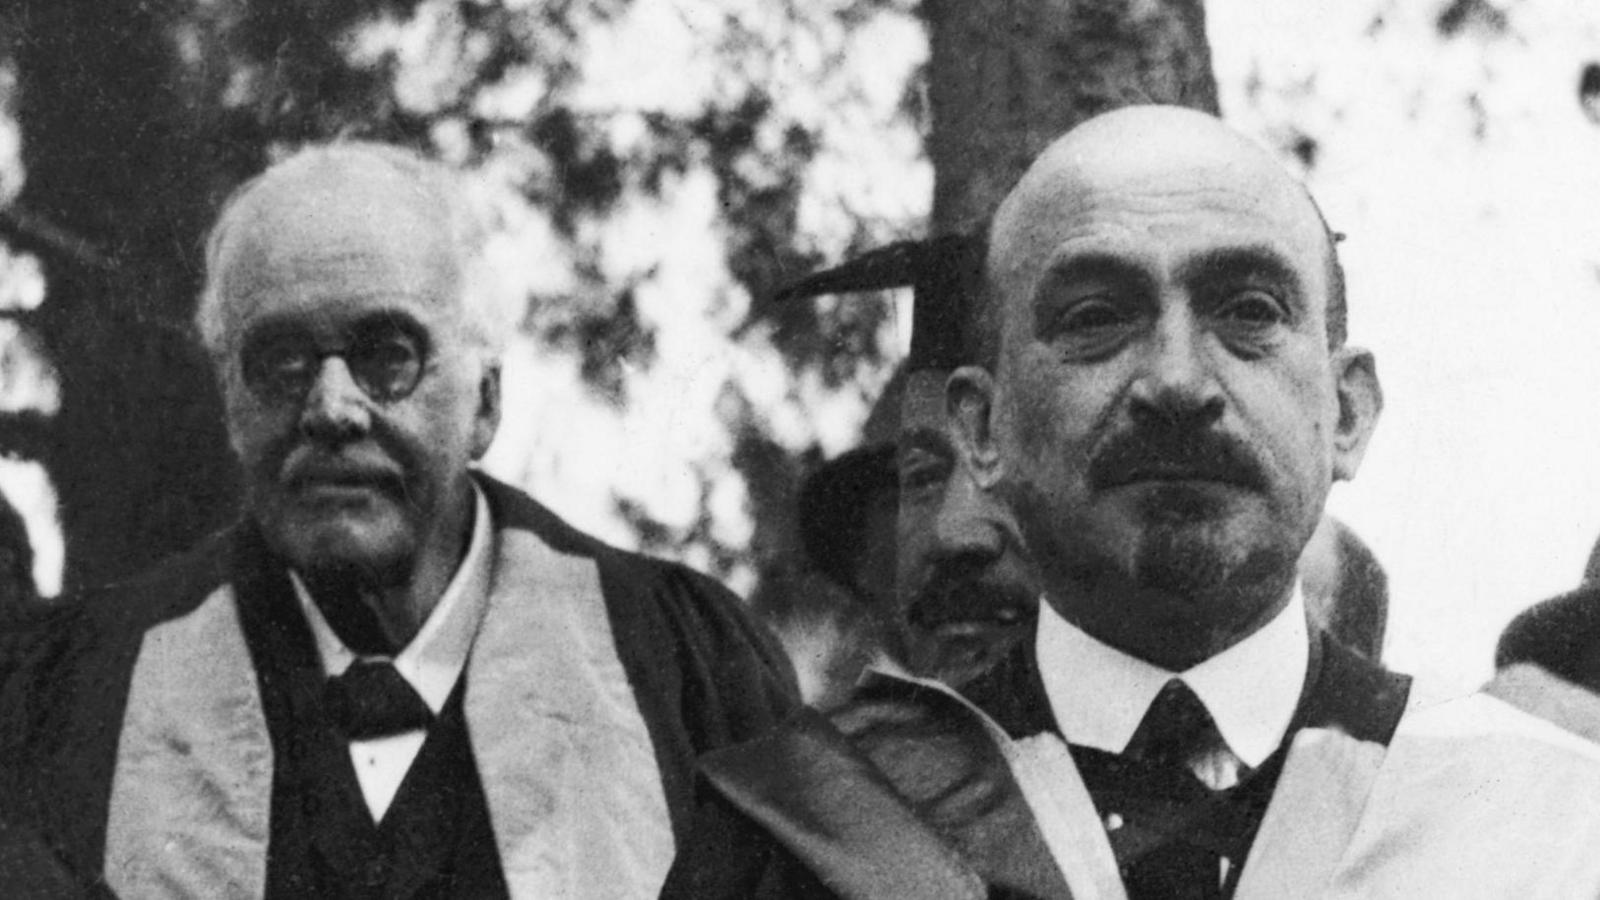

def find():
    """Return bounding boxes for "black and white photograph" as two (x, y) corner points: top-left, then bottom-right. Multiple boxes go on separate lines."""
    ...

(2, 1), (1600, 897)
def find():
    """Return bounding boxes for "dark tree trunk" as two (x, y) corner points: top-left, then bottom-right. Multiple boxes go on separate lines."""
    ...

(925, 0), (1219, 233)
(11, 0), (242, 592)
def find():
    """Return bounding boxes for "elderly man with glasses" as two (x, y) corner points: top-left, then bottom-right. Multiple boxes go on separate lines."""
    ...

(0, 143), (795, 900)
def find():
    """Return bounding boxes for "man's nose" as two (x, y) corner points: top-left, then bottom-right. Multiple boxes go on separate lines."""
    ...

(1128, 305), (1224, 427)
(932, 468), (1005, 566)
(299, 357), (372, 442)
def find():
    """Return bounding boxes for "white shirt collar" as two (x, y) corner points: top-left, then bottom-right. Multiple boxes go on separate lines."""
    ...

(292, 484), (496, 714)
(1036, 585), (1309, 768)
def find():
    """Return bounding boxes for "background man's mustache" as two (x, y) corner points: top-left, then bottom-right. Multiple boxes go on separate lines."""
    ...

(909, 559), (1036, 629)
(1088, 424), (1268, 491)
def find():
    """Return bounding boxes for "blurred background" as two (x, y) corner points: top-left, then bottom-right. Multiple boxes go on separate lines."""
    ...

(0, 0), (1597, 690)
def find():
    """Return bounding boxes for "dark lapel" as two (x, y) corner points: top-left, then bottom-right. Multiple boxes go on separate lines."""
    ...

(699, 690), (1077, 900)
(1295, 631), (1410, 744)
(227, 523), (369, 899)
(699, 706), (987, 900)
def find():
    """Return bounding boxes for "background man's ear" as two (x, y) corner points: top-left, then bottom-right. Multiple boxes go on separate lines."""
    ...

(946, 365), (1003, 489)
(472, 361), (502, 460)
(1332, 348), (1382, 481)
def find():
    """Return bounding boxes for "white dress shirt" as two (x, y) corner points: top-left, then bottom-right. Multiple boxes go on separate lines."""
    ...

(1036, 586), (1309, 790)
(292, 485), (495, 821)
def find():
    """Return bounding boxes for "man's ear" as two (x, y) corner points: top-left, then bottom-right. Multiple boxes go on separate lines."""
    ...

(946, 365), (1004, 489)
(471, 360), (502, 460)
(1331, 347), (1382, 481)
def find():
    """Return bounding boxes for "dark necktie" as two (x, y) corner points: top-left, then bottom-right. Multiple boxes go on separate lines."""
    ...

(1127, 679), (1216, 771)
(323, 660), (434, 740)
(1121, 679), (1225, 900)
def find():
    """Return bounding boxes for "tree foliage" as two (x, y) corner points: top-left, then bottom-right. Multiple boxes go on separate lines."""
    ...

(0, 0), (926, 592)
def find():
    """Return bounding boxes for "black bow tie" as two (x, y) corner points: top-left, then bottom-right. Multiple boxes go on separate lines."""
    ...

(323, 660), (435, 740)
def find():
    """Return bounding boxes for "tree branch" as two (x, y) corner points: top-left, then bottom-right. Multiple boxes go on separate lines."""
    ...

(0, 205), (119, 272)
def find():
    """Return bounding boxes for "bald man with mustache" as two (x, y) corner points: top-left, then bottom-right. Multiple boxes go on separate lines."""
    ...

(666, 106), (1600, 899)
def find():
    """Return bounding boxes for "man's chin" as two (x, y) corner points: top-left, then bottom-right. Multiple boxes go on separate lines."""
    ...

(262, 510), (414, 584)
(907, 621), (1030, 686)
(1087, 488), (1265, 556)
(1117, 480), (1252, 524)
(1126, 520), (1298, 609)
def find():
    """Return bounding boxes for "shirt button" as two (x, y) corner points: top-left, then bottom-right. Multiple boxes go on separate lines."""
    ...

(1104, 812), (1124, 832)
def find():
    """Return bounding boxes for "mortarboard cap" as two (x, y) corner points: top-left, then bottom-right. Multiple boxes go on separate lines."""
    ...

(779, 230), (989, 559)
(776, 230), (986, 373)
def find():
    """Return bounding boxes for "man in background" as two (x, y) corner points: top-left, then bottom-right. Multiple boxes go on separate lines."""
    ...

(754, 236), (1036, 709)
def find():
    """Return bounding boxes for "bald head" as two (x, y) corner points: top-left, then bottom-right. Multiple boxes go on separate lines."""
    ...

(972, 107), (1346, 368)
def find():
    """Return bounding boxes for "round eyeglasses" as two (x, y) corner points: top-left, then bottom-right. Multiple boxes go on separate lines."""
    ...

(239, 318), (430, 405)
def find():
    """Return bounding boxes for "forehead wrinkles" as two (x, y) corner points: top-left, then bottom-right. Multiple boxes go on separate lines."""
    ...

(990, 147), (1327, 344)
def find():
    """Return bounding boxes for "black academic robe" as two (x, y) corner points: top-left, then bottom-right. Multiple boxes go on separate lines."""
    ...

(0, 474), (797, 898)
(662, 624), (1411, 900)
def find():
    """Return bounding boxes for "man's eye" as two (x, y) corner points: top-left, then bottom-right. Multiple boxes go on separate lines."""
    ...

(899, 464), (947, 493)
(1211, 289), (1290, 358)
(242, 340), (314, 389)
(1215, 290), (1288, 327)
(1045, 295), (1139, 359)
(897, 450), (953, 495)
(349, 326), (426, 399)
(268, 348), (313, 376)
(1056, 297), (1131, 331)
(358, 334), (421, 375)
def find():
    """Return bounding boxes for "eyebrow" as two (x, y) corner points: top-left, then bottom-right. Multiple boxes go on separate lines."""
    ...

(1030, 252), (1157, 330)
(1035, 252), (1158, 297)
(1174, 245), (1305, 297)
(242, 308), (428, 341)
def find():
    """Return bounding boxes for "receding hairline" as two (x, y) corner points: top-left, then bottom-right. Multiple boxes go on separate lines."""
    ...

(195, 142), (506, 361)
(210, 145), (459, 268)
(210, 161), (453, 283)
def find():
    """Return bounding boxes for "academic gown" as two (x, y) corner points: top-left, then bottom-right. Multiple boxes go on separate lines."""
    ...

(1489, 580), (1600, 745)
(0, 474), (797, 899)
(666, 622), (1600, 899)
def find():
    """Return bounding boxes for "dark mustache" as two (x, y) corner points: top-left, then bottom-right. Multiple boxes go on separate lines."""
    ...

(909, 557), (1036, 630)
(1088, 423), (1268, 492)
